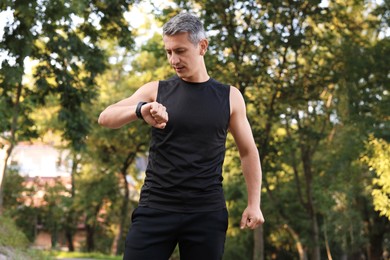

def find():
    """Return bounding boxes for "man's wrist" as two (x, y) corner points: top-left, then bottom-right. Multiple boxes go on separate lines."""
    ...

(135, 102), (147, 120)
(247, 199), (261, 208)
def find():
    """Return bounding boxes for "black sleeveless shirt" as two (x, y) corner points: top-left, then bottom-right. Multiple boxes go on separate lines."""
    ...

(139, 76), (230, 212)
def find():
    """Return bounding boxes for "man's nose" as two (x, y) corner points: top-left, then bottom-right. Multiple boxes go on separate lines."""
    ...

(170, 53), (180, 65)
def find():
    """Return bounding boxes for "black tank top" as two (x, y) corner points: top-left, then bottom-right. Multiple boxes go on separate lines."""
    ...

(139, 76), (230, 212)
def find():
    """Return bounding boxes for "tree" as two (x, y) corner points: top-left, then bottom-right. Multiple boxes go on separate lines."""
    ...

(363, 137), (390, 220)
(73, 163), (119, 252)
(41, 178), (72, 249)
(0, 0), (135, 211)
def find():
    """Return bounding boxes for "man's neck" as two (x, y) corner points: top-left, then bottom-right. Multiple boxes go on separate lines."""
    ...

(181, 67), (209, 83)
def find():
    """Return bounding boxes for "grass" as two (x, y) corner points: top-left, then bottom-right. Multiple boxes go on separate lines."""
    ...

(0, 246), (53, 260)
(0, 215), (122, 260)
(51, 251), (122, 259)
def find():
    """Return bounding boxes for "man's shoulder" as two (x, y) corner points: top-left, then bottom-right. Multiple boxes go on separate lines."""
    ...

(210, 78), (231, 91)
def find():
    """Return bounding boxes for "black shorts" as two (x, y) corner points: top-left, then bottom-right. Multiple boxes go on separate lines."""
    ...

(123, 206), (228, 260)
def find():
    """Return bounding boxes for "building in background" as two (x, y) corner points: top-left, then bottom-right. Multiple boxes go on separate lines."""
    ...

(8, 142), (144, 251)
(9, 142), (72, 178)
(8, 143), (75, 249)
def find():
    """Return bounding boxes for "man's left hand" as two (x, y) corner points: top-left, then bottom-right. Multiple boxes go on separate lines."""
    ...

(240, 206), (265, 230)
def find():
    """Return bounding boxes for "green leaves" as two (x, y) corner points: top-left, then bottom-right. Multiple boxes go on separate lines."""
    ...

(363, 137), (390, 220)
(1, 0), (135, 151)
(1, 0), (389, 258)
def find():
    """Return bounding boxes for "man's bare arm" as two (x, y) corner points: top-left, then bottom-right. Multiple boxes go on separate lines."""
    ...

(98, 81), (168, 129)
(228, 86), (265, 229)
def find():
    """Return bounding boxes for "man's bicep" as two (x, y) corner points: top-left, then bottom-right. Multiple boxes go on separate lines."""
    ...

(229, 87), (255, 154)
(110, 81), (158, 107)
(230, 115), (256, 155)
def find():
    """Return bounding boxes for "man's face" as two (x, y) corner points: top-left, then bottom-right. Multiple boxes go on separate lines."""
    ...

(163, 32), (207, 81)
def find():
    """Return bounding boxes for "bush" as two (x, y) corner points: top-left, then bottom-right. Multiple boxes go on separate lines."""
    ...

(0, 215), (53, 260)
(0, 215), (29, 248)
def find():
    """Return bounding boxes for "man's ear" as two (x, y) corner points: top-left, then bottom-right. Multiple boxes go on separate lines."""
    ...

(199, 39), (208, 55)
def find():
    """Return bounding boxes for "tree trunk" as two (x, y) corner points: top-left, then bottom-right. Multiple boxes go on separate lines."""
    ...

(323, 221), (333, 260)
(368, 214), (388, 260)
(65, 228), (74, 252)
(64, 153), (79, 252)
(86, 203), (102, 252)
(305, 179), (321, 260)
(253, 226), (264, 260)
(284, 224), (307, 260)
(86, 223), (95, 252)
(115, 170), (130, 255)
(0, 139), (14, 214)
(301, 147), (321, 260)
(0, 83), (23, 212)
(51, 223), (58, 249)
(310, 212), (321, 260)
(115, 151), (140, 255)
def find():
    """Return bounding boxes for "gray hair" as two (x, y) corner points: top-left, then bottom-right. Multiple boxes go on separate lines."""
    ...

(162, 13), (207, 45)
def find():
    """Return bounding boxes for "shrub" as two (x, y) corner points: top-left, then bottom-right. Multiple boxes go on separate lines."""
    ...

(0, 215), (29, 248)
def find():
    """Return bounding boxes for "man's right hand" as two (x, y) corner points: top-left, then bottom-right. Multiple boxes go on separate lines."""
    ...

(142, 102), (169, 129)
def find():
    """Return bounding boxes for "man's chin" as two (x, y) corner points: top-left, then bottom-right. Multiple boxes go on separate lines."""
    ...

(175, 71), (186, 77)
(175, 68), (185, 74)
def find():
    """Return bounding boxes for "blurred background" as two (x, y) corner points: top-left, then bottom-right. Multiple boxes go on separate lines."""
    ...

(0, 0), (389, 259)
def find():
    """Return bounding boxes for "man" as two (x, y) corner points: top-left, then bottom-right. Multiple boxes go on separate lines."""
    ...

(98, 12), (264, 260)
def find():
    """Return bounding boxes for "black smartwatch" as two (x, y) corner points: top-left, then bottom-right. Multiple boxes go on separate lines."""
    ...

(135, 102), (147, 120)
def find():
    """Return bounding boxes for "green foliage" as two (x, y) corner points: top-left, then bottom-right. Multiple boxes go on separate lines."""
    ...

(2, 169), (42, 242)
(0, 0), (137, 213)
(12, 206), (42, 243)
(74, 164), (120, 253)
(1, 0), (389, 259)
(2, 167), (24, 210)
(1, 0), (131, 160)
(0, 247), (53, 260)
(0, 215), (53, 259)
(0, 215), (29, 248)
(41, 178), (73, 248)
(363, 136), (390, 220)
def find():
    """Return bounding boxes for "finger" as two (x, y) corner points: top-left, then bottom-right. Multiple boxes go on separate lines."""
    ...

(154, 104), (162, 116)
(249, 218), (259, 229)
(150, 102), (160, 115)
(154, 122), (167, 129)
(259, 217), (265, 225)
(156, 106), (166, 120)
(164, 111), (169, 121)
(251, 218), (264, 229)
(245, 217), (253, 229)
(151, 104), (165, 119)
(154, 113), (167, 124)
(240, 213), (248, 229)
(159, 105), (166, 114)
(157, 110), (169, 123)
